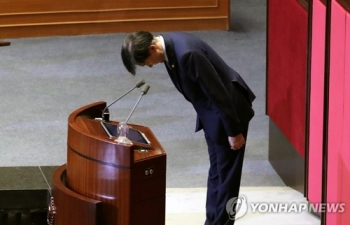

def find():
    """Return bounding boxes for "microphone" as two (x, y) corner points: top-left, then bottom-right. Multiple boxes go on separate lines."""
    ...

(124, 84), (150, 124)
(102, 79), (145, 121)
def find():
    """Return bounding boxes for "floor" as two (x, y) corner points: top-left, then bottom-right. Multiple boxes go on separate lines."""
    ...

(166, 187), (320, 225)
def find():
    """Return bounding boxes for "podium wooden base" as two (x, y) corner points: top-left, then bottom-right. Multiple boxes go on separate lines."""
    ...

(52, 102), (166, 225)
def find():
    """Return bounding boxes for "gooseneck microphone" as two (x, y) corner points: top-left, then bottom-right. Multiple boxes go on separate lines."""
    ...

(102, 79), (145, 121)
(124, 84), (150, 124)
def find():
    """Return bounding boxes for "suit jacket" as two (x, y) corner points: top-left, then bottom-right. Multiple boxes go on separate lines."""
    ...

(161, 32), (255, 142)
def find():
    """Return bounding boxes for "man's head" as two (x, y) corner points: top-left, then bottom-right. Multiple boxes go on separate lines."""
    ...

(121, 31), (165, 75)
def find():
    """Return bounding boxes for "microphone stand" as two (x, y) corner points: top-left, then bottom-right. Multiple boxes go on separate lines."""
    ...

(124, 85), (150, 124)
(101, 79), (145, 121)
(115, 85), (150, 146)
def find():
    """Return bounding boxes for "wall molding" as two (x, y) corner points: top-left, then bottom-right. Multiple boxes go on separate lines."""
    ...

(0, 16), (228, 28)
(0, 4), (220, 17)
(0, 0), (228, 38)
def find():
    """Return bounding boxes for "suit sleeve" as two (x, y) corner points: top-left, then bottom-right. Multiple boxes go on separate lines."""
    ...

(182, 51), (243, 136)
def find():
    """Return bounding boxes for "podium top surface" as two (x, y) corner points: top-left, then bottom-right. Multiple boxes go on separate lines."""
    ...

(67, 102), (166, 168)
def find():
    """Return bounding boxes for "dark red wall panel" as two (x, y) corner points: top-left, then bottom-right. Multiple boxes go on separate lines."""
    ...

(267, 0), (308, 156)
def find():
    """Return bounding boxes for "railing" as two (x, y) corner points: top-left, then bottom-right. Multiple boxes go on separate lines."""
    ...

(297, 0), (326, 9)
(337, 0), (350, 11)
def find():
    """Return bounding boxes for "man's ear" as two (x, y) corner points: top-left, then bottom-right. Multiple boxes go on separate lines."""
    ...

(149, 44), (156, 51)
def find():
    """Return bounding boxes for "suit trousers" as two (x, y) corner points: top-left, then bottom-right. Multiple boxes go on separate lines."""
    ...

(204, 122), (249, 225)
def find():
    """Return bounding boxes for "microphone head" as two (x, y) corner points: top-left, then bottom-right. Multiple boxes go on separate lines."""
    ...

(135, 79), (146, 88)
(141, 84), (150, 95)
(102, 108), (110, 122)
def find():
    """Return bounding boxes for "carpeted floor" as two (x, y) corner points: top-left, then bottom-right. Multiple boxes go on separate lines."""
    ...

(0, 0), (284, 189)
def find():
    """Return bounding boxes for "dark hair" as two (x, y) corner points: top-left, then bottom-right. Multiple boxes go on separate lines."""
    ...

(121, 31), (154, 75)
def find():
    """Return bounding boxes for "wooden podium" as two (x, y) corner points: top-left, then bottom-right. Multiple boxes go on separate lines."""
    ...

(51, 102), (166, 225)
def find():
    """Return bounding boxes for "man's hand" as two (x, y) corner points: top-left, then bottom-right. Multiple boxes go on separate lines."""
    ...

(228, 134), (245, 150)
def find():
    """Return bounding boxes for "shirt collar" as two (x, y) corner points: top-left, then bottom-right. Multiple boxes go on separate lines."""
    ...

(158, 35), (169, 62)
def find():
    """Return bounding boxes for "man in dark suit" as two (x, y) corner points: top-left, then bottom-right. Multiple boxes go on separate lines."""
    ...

(121, 31), (255, 225)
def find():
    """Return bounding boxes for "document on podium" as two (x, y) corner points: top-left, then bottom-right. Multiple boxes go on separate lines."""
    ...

(100, 121), (151, 148)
